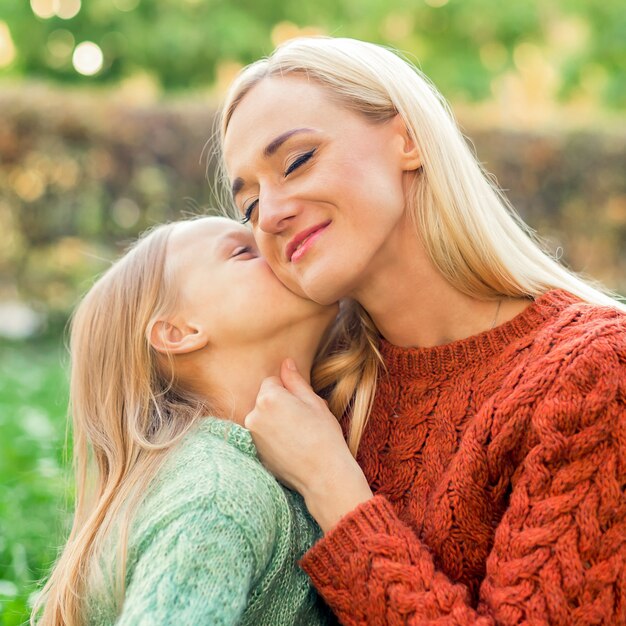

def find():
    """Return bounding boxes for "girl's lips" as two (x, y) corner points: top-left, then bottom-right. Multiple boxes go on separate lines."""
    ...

(290, 224), (329, 263)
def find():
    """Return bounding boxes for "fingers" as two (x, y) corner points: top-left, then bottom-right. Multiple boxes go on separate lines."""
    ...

(257, 375), (284, 393)
(281, 359), (331, 414)
(279, 358), (318, 402)
(245, 376), (288, 431)
(245, 363), (330, 434)
(256, 376), (288, 408)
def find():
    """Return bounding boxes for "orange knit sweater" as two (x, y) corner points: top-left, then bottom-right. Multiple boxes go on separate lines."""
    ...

(300, 290), (626, 625)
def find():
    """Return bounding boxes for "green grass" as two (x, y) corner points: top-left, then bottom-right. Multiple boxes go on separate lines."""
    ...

(0, 336), (71, 626)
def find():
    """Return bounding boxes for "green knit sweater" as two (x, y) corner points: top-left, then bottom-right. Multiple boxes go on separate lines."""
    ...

(87, 418), (332, 625)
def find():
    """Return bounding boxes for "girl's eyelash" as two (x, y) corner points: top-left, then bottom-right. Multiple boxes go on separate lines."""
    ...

(285, 149), (316, 176)
(233, 245), (252, 256)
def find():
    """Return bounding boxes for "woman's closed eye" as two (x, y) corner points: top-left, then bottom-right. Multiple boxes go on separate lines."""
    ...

(241, 200), (258, 225)
(284, 149), (316, 177)
(240, 149), (316, 225)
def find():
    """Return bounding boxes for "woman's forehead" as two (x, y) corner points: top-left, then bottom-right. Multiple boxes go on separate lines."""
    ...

(225, 77), (335, 143)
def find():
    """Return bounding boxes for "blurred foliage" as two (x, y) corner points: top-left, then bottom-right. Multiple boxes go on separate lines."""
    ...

(470, 127), (626, 294)
(0, 338), (70, 626)
(0, 85), (624, 329)
(0, 85), (220, 326)
(0, 0), (625, 109)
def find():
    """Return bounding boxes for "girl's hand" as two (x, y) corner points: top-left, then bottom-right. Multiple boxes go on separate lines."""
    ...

(244, 358), (373, 532)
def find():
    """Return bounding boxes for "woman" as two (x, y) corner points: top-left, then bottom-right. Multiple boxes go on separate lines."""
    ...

(219, 37), (626, 625)
(33, 216), (342, 625)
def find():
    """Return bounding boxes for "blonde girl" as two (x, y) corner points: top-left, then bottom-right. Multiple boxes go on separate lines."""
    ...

(33, 216), (340, 625)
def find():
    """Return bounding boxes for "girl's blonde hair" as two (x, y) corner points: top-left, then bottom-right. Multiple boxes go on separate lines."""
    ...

(33, 216), (352, 625)
(33, 222), (209, 625)
(218, 36), (625, 454)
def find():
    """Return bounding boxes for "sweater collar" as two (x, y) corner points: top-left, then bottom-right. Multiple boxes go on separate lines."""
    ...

(197, 417), (258, 458)
(379, 289), (580, 379)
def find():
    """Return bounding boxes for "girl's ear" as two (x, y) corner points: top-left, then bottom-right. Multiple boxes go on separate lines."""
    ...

(391, 114), (422, 171)
(148, 319), (209, 355)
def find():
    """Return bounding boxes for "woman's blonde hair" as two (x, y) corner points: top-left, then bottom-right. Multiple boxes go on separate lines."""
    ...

(218, 36), (625, 454)
(32, 222), (209, 625)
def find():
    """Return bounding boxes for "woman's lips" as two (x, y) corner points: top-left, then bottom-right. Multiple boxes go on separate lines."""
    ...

(288, 222), (330, 263)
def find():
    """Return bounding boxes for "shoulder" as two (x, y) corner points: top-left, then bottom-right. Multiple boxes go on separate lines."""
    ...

(514, 295), (626, 393)
(493, 296), (625, 441)
(532, 295), (626, 361)
(522, 298), (626, 441)
(134, 419), (285, 554)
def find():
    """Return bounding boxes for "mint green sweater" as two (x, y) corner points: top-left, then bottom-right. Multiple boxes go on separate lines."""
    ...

(87, 418), (332, 625)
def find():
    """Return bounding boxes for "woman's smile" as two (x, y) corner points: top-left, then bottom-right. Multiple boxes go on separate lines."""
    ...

(286, 220), (331, 263)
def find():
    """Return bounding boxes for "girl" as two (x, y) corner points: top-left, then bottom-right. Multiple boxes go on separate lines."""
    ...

(33, 216), (342, 625)
(219, 37), (626, 625)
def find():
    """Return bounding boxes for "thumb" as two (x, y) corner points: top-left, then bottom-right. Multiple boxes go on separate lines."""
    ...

(280, 358), (316, 402)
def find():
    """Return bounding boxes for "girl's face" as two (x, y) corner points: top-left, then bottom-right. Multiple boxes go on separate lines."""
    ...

(223, 76), (421, 305)
(167, 217), (337, 349)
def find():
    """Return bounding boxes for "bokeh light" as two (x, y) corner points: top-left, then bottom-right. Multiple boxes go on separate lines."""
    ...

(30, 0), (55, 19)
(513, 42), (544, 74)
(381, 13), (414, 42)
(112, 198), (141, 229)
(56, 0), (81, 20)
(215, 60), (244, 95)
(10, 168), (45, 203)
(31, 0), (81, 20)
(72, 41), (104, 76)
(30, 0), (81, 20)
(547, 15), (589, 58)
(480, 41), (508, 72)
(46, 29), (75, 68)
(271, 22), (325, 47)
(0, 21), (17, 68)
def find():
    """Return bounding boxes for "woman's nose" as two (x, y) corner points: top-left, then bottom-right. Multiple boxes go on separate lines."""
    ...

(257, 188), (299, 234)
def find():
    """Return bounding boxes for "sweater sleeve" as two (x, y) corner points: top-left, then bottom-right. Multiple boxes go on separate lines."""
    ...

(300, 327), (626, 625)
(115, 505), (264, 626)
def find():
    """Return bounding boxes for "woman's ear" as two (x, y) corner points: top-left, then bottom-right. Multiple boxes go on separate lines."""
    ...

(148, 319), (209, 355)
(391, 114), (422, 171)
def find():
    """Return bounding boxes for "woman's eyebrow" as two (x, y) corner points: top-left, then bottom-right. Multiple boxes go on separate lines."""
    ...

(231, 128), (318, 200)
(232, 177), (244, 199)
(264, 127), (316, 157)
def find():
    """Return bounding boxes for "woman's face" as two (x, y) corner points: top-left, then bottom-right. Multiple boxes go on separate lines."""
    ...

(223, 76), (420, 305)
(167, 217), (337, 348)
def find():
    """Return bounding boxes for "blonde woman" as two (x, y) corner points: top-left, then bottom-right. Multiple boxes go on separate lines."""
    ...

(219, 37), (626, 625)
(33, 216), (341, 625)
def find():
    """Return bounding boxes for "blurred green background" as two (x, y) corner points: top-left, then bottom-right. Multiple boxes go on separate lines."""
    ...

(0, 0), (625, 623)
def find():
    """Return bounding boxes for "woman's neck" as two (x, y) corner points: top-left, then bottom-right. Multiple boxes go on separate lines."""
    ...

(351, 217), (530, 348)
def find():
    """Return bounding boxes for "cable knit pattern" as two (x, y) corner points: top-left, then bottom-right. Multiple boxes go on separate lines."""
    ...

(301, 290), (626, 625)
(87, 418), (332, 625)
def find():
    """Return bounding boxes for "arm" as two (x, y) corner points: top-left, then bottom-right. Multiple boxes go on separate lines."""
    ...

(246, 340), (625, 625)
(116, 506), (263, 626)
(300, 335), (626, 625)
